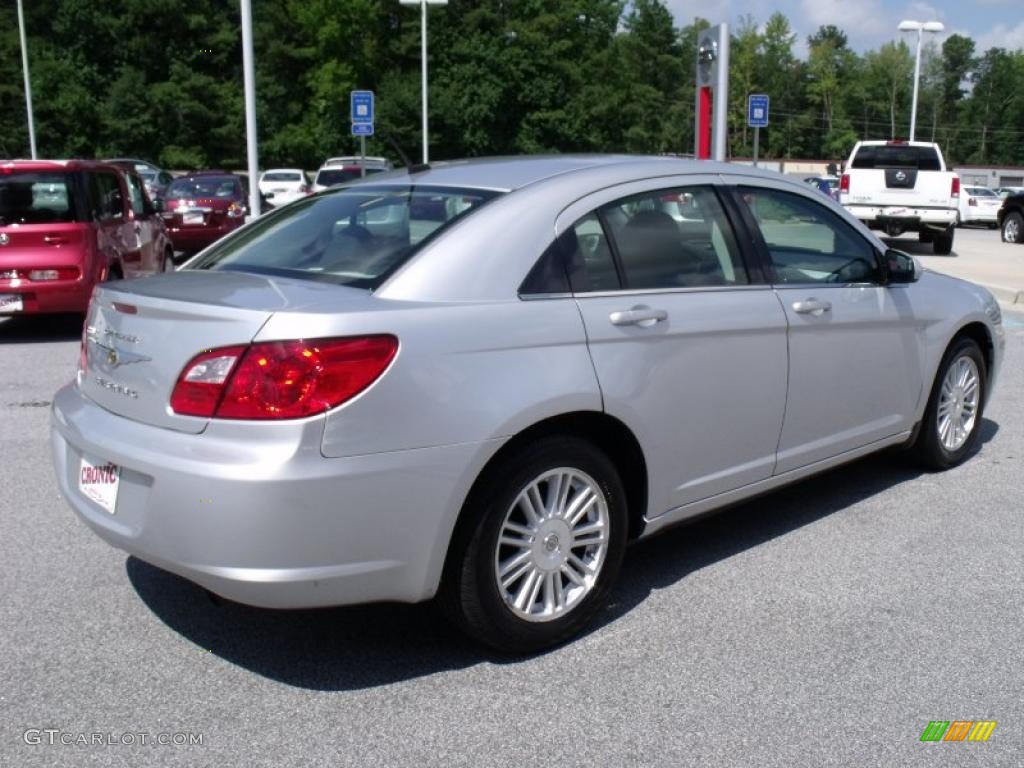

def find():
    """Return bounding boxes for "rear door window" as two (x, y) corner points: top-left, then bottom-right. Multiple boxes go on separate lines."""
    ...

(600, 186), (748, 290)
(0, 172), (80, 224)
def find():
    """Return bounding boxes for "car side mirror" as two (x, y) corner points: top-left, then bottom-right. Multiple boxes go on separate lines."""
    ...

(151, 198), (164, 213)
(885, 248), (919, 284)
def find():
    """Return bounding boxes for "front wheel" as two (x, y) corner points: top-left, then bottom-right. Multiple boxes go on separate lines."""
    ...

(441, 436), (628, 654)
(912, 337), (987, 470)
(1002, 212), (1022, 243)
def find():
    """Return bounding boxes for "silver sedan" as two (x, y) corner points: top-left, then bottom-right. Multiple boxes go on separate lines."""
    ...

(51, 156), (1005, 652)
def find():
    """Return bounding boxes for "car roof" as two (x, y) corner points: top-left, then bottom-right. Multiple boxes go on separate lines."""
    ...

(351, 154), (744, 193)
(1, 159), (124, 172)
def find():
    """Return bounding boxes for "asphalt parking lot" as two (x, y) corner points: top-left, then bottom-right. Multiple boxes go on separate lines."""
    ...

(1, 252), (1022, 766)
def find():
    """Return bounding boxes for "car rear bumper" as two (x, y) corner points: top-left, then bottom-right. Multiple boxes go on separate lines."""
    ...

(844, 205), (957, 228)
(50, 382), (494, 608)
(961, 209), (999, 224)
(0, 278), (92, 314)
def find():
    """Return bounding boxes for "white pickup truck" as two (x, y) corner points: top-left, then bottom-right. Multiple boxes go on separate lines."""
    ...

(839, 140), (960, 254)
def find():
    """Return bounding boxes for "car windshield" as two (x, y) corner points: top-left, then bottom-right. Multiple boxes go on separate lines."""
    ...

(189, 184), (501, 289)
(0, 172), (80, 225)
(263, 172), (303, 182)
(850, 145), (941, 171)
(165, 177), (240, 199)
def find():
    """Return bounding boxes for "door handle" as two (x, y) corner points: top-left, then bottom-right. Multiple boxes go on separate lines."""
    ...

(609, 306), (668, 327)
(792, 298), (832, 315)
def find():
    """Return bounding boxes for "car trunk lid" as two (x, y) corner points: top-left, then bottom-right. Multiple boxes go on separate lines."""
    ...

(80, 270), (362, 433)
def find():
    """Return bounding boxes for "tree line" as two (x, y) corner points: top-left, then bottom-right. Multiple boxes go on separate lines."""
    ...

(1, 0), (1021, 169)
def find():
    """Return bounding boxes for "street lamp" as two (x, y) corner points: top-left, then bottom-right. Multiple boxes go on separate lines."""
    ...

(399, 0), (448, 164)
(898, 19), (944, 141)
(16, 0), (37, 158)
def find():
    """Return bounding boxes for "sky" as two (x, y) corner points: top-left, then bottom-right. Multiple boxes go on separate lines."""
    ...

(665, 0), (1024, 57)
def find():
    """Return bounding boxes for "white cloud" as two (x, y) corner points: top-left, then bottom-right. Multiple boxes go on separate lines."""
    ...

(976, 20), (1024, 51)
(799, 0), (890, 40)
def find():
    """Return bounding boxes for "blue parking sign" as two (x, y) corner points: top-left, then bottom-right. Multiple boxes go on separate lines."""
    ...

(748, 94), (769, 128)
(351, 91), (374, 124)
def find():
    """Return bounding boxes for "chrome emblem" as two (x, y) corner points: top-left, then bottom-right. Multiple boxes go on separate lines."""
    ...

(94, 376), (139, 399)
(895, 170), (907, 182)
(0, 233), (9, 246)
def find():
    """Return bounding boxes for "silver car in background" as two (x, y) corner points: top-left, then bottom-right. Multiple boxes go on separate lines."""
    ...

(51, 156), (1004, 652)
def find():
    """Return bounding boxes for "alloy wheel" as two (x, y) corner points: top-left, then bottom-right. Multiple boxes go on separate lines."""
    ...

(494, 468), (610, 623)
(937, 355), (980, 452)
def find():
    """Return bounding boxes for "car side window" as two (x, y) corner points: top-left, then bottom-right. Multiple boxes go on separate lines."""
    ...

(602, 186), (748, 289)
(738, 187), (880, 284)
(89, 172), (124, 221)
(124, 173), (146, 217)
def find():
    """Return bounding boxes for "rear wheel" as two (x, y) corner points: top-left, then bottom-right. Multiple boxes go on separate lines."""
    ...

(933, 227), (954, 255)
(162, 248), (175, 272)
(441, 436), (628, 654)
(912, 337), (986, 470)
(1002, 211), (1022, 243)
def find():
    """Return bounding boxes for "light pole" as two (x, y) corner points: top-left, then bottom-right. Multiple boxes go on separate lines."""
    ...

(898, 19), (944, 142)
(399, 0), (448, 164)
(240, 0), (261, 219)
(16, 0), (37, 158)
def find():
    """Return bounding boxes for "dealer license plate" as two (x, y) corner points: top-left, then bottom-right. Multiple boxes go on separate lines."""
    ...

(0, 294), (23, 313)
(79, 456), (120, 514)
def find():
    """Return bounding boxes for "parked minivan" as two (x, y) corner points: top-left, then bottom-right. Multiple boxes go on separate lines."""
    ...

(0, 160), (174, 315)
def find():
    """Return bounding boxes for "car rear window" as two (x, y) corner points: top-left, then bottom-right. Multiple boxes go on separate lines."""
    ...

(966, 187), (996, 197)
(263, 172), (303, 182)
(0, 172), (81, 225)
(189, 185), (501, 289)
(315, 168), (386, 187)
(850, 145), (941, 171)
(166, 176), (241, 199)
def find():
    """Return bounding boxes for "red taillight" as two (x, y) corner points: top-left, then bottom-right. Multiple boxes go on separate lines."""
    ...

(840, 173), (850, 193)
(951, 177), (960, 198)
(169, 346), (247, 417)
(170, 336), (398, 420)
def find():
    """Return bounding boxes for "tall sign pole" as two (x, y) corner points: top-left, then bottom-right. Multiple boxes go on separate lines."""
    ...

(16, 0), (37, 159)
(695, 23), (729, 161)
(240, 0), (260, 218)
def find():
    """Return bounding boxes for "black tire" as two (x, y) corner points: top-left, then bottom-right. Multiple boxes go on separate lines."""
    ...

(911, 336), (987, 470)
(162, 248), (175, 272)
(440, 435), (628, 654)
(105, 263), (123, 281)
(1001, 211), (1023, 244)
(933, 227), (954, 255)
(918, 230), (934, 244)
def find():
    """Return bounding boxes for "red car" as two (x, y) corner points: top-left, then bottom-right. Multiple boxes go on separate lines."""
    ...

(0, 160), (174, 315)
(160, 172), (248, 256)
